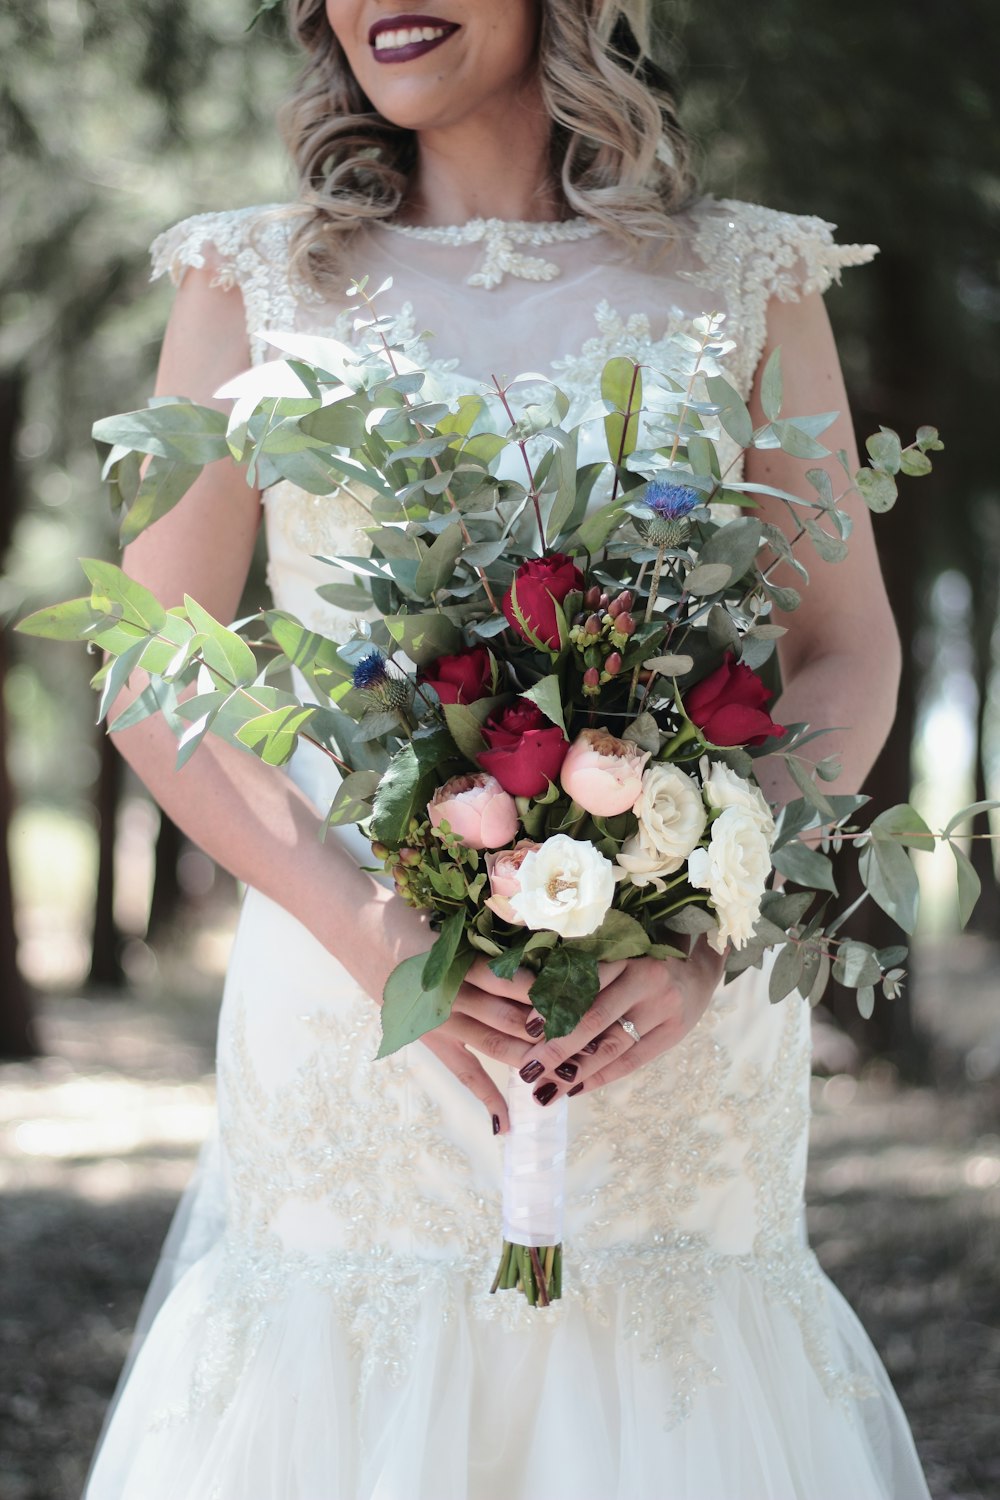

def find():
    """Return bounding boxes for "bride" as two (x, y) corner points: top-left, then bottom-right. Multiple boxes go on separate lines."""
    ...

(84, 2), (930, 1496)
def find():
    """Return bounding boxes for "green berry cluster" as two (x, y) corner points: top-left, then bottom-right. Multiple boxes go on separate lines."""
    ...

(568, 585), (636, 697)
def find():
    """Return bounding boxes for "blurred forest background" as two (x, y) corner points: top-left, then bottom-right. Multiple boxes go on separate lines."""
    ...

(1, 2), (999, 1497)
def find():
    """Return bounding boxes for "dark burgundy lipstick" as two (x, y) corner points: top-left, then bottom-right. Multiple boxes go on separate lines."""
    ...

(368, 13), (459, 64)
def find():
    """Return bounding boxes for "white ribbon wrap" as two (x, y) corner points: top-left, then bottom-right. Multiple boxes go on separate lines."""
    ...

(501, 1070), (568, 1247)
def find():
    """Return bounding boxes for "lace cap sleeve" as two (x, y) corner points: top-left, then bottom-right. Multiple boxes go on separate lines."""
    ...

(691, 197), (879, 394)
(149, 204), (296, 362)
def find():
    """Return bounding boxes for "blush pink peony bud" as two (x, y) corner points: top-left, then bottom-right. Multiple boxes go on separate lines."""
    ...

(559, 728), (650, 816)
(484, 840), (541, 925)
(428, 773), (519, 850)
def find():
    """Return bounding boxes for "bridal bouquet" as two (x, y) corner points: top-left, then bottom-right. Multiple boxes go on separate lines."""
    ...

(20, 280), (987, 1306)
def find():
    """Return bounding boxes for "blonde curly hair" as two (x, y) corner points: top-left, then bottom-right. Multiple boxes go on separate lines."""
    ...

(279, 0), (697, 287)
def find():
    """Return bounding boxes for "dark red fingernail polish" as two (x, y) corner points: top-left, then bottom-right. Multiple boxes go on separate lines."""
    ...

(492, 1114), (500, 1135)
(520, 1059), (544, 1083)
(568, 1083), (584, 1097)
(555, 1061), (577, 1082)
(534, 1082), (558, 1106)
(582, 1039), (600, 1055)
(525, 1016), (545, 1038)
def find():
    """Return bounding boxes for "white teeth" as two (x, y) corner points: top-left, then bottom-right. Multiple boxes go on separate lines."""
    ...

(374, 24), (448, 50)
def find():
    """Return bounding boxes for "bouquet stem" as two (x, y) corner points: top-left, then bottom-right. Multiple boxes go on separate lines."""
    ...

(490, 1070), (567, 1305)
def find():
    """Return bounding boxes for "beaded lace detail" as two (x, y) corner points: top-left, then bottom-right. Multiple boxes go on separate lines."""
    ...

(382, 215), (603, 289)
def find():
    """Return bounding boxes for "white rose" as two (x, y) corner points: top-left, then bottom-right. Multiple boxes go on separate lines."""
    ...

(616, 763), (708, 890)
(699, 755), (775, 844)
(687, 805), (772, 953)
(510, 833), (616, 939)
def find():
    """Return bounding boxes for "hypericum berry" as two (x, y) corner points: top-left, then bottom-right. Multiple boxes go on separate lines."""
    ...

(598, 592), (610, 609)
(616, 612), (636, 636)
(584, 613), (602, 635)
(398, 846), (421, 866)
(616, 590), (633, 613)
(608, 596), (623, 618)
(583, 666), (601, 694)
(371, 841), (389, 861)
(605, 651), (623, 676)
(584, 585), (602, 610)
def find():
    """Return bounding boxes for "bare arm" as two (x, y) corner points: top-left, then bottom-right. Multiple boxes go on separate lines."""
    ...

(745, 290), (903, 806)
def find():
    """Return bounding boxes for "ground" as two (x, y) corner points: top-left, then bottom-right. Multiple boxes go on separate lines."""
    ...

(0, 937), (998, 1500)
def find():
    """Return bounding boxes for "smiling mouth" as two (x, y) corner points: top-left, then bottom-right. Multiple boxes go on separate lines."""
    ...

(368, 13), (460, 63)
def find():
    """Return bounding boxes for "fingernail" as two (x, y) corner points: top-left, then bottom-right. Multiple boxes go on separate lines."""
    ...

(582, 1039), (600, 1055)
(525, 1016), (545, 1038)
(492, 1114), (501, 1136)
(568, 1083), (584, 1097)
(534, 1082), (558, 1106)
(555, 1061), (577, 1082)
(519, 1059), (544, 1083)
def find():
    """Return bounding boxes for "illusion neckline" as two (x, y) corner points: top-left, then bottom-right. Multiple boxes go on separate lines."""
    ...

(377, 216), (604, 290)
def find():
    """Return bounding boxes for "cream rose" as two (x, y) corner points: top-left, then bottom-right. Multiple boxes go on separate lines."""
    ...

(687, 805), (772, 953)
(616, 763), (708, 890)
(484, 841), (541, 925)
(699, 755), (775, 844)
(509, 833), (616, 938)
(559, 728), (649, 817)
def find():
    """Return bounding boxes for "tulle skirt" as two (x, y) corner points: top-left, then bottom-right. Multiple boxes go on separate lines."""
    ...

(84, 884), (931, 1500)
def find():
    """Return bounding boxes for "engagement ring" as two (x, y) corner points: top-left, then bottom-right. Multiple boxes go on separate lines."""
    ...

(618, 1018), (641, 1044)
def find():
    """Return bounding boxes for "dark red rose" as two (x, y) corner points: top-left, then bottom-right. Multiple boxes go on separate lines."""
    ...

(502, 553), (584, 649)
(417, 646), (493, 706)
(682, 651), (786, 747)
(477, 699), (569, 798)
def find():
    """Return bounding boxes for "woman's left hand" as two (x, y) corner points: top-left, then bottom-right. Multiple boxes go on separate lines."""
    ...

(513, 938), (727, 1105)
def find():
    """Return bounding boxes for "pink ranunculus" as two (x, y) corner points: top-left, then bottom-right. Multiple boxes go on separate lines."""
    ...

(559, 728), (650, 817)
(427, 773), (519, 850)
(484, 841), (541, 925)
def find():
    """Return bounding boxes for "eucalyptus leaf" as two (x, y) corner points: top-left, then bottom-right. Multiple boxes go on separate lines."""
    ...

(855, 467), (898, 514)
(769, 942), (805, 1003)
(413, 522), (464, 598)
(770, 841), (838, 893)
(858, 837), (919, 934)
(383, 611), (463, 665)
(760, 348), (783, 423)
(685, 562), (733, 596)
(323, 769), (383, 828)
(949, 841), (981, 928)
(697, 517), (762, 581)
(705, 374), (754, 449)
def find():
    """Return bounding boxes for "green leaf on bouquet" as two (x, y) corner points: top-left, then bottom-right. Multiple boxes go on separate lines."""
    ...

(832, 940), (883, 990)
(769, 943), (805, 1003)
(377, 947), (475, 1058)
(234, 705), (314, 765)
(571, 498), (627, 554)
(421, 909), (467, 991)
(858, 836), (919, 934)
(855, 467), (898, 513)
(663, 903), (717, 936)
(16, 596), (104, 641)
(783, 755), (836, 819)
(802, 517), (849, 564)
(183, 596), (258, 686)
(698, 517), (762, 581)
(566, 909), (651, 961)
(622, 711), (661, 755)
(865, 428), (902, 474)
(442, 694), (508, 760)
(685, 562), (733, 596)
(949, 841), (981, 929)
(321, 769), (382, 830)
(488, 936), (530, 982)
(760, 348), (783, 423)
(706, 604), (741, 655)
(118, 454), (203, 544)
(869, 804), (935, 852)
(759, 890), (815, 929)
(771, 420), (830, 461)
(383, 611), (463, 665)
(770, 841), (838, 894)
(414, 523), (464, 598)
(943, 799), (1000, 837)
(370, 743), (435, 846)
(602, 357), (644, 464)
(92, 400), (230, 464)
(81, 559), (167, 634)
(520, 675), (568, 737)
(528, 946), (601, 1039)
(705, 374), (754, 449)
(899, 449), (933, 477)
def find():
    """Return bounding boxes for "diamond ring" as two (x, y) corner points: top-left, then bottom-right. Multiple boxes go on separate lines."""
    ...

(618, 1018), (641, 1044)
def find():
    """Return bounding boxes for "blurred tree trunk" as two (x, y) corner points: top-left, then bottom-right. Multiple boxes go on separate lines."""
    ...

(147, 811), (183, 940)
(965, 503), (1000, 933)
(88, 731), (125, 987)
(828, 252), (930, 1078)
(0, 370), (38, 1057)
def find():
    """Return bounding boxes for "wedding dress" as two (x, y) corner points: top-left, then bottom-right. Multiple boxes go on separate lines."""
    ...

(83, 199), (931, 1500)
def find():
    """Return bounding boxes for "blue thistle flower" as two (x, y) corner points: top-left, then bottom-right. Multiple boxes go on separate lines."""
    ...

(643, 481), (702, 522)
(352, 651), (389, 691)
